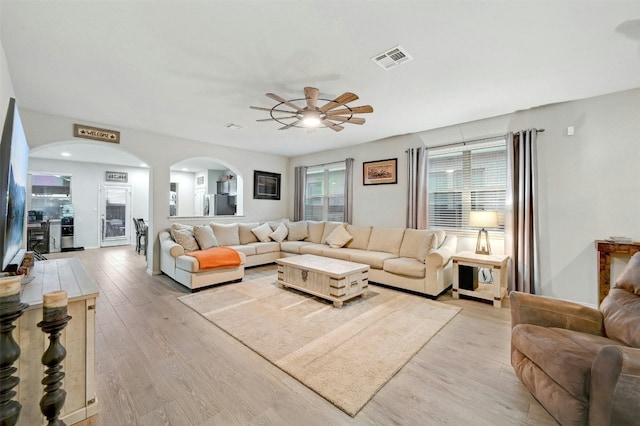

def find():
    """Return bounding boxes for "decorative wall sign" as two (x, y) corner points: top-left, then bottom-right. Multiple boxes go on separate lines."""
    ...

(363, 158), (397, 185)
(73, 124), (120, 144)
(254, 170), (281, 200)
(196, 176), (205, 186)
(105, 171), (128, 183)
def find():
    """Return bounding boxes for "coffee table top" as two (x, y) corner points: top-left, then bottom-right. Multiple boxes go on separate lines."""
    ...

(276, 254), (369, 277)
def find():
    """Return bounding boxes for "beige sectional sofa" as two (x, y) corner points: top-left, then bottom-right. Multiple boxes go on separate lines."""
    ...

(160, 220), (457, 296)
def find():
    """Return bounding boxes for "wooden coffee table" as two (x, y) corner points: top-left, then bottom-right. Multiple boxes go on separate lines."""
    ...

(276, 254), (369, 308)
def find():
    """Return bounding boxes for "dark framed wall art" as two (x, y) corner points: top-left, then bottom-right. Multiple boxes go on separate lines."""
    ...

(253, 170), (281, 200)
(363, 158), (397, 185)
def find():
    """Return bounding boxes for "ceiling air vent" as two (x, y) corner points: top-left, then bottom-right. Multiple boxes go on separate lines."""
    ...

(371, 45), (413, 70)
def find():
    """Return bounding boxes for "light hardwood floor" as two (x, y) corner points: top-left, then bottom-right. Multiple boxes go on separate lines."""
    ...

(43, 246), (556, 426)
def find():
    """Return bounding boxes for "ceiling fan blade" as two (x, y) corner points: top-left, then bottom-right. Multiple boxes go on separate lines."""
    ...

(327, 105), (374, 115)
(321, 120), (344, 132)
(266, 92), (304, 112)
(250, 106), (298, 114)
(279, 120), (301, 130)
(304, 87), (319, 109)
(318, 92), (359, 113)
(256, 115), (297, 122)
(325, 116), (366, 125)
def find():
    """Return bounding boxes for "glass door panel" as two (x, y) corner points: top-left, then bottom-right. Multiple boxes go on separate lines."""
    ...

(100, 184), (131, 247)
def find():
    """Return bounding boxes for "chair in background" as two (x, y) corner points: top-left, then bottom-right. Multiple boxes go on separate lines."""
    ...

(28, 220), (50, 261)
(133, 218), (148, 255)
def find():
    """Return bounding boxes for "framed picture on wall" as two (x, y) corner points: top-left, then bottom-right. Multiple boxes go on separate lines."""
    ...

(253, 170), (281, 200)
(363, 158), (397, 185)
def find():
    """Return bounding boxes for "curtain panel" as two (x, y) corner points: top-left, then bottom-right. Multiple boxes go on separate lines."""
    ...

(406, 147), (429, 229)
(293, 166), (307, 222)
(505, 129), (540, 293)
(344, 158), (354, 224)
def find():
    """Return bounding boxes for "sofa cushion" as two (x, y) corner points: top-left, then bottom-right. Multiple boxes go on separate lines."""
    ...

(267, 218), (289, 231)
(321, 222), (343, 244)
(238, 222), (260, 244)
(286, 221), (308, 241)
(416, 233), (438, 263)
(321, 247), (352, 261)
(280, 241), (313, 254)
(344, 225), (372, 250)
(247, 241), (280, 255)
(601, 288), (640, 348)
(251, 222), (273, 242)
(512, 324), (619, 401)
(399, 229), (433, 259)
(326, 224), (353, 248)
(304, 221), (325, 243)
(227, 245), (257, 256)
(383, 257), (426, 278)
(211, 223), (240, 246)
(172, 228), (200, 252)
(349, 250), (398, 269)
(300, 243), (326, 256)
(614, 252), (640, 295)
(193, 225), (219, 250)
(367, 227), (405, 255)
(270, 222), (288, 243)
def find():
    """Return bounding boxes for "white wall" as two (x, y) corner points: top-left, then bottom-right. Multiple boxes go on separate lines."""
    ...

(290, 89), (640, 306)
(169, 170), (196, 217)
(19, 110), (290, 274)
(509, 88), (640, 305)
(0, 9), (15, 118)
(28, 158), (149, 249)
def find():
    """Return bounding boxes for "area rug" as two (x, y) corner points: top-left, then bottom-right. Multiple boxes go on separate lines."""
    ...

(178, 275), (461, 416)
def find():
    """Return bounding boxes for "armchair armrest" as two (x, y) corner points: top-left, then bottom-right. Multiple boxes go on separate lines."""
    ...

(510, 291), (604, 336)
(589, 345), (640, 425)
(159, 231), (185, 257)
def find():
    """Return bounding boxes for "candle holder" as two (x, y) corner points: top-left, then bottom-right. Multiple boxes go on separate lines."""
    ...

(38, 291), (72, 426)
(0, 276), (28, 426)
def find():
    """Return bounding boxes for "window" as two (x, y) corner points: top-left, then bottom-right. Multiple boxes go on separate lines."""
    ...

(428, 138), (506, 231)
(304, 162), (346, 221)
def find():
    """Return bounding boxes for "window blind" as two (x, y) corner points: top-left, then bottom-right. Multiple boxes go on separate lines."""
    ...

(428, 138), (507, 231)
(304, 162), (346, 221)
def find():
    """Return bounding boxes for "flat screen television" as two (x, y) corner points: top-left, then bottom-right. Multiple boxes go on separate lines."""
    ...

(0, 97), (30, 272)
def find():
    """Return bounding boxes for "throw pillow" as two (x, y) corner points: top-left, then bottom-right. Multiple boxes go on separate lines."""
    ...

(193, 225), (219, 250)
(270, 222), (289, 243)
(172, 228), (200, 252)
(251, 222), (273, 242)
(170, 223), (193, 241)
(210, 223), (240, 246)
(286, 221), (308, 241)
(326, 224), (353, 248)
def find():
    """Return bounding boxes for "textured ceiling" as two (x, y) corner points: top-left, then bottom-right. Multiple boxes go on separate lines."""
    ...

(2, 1), (640, 163)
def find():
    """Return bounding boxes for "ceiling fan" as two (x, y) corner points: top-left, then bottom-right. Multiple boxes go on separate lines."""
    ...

(250, 87), (373, 132)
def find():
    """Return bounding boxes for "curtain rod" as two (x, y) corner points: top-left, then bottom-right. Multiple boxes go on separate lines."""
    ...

(406, 128), (545, 152)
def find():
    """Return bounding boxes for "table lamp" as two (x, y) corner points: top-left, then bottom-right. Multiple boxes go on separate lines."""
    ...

(469, 210), (498, 255)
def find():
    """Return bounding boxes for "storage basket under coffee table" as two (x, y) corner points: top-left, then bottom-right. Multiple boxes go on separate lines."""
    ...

(276, 254), (369, 308)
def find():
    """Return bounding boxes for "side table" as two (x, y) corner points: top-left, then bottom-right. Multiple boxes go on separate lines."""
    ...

(452, 252), (510, 308)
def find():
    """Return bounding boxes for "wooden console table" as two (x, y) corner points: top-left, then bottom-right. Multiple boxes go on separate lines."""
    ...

(17, 257), (99, 425)
(595, 240), (640, 304)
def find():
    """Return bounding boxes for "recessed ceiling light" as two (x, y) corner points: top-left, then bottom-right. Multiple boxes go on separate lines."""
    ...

(140, 163), (148, 168)
(61, 152), (71, 157)
(445, 169), (455, 174)
(181, 168), (188, 172)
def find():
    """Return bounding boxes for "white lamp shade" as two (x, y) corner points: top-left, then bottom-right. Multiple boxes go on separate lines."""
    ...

(469, 210), (498, 228)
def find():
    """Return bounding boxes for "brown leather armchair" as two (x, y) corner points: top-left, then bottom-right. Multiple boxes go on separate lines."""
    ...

(510, 252), (640, 425)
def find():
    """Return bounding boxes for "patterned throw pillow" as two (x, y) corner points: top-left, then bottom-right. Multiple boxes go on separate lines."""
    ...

(172, 228), (200, 252)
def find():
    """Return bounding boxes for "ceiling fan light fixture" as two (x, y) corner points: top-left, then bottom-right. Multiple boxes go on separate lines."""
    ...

(301, 110), (322, 127)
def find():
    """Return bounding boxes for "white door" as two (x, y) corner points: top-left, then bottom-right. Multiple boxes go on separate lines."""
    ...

(99, 184), (131, 247)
